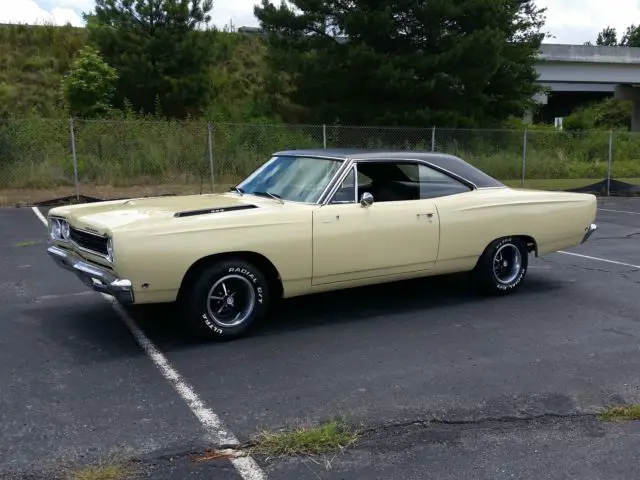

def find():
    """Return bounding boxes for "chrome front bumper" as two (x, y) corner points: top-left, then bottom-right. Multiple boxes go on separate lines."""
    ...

(47, 245), (134, 304)
(581, 223), (597, 244)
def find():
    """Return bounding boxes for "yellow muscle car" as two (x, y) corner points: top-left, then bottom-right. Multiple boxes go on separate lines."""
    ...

(46, 149), (598, 340)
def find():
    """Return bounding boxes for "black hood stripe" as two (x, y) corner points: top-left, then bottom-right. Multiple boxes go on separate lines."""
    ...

(174, 204), (259, 218)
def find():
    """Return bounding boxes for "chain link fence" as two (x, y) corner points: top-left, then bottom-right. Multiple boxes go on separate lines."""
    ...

(1, 118), (639, 205)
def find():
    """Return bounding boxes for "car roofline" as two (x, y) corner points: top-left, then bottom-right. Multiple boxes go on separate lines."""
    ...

(272, 149), (505, 190)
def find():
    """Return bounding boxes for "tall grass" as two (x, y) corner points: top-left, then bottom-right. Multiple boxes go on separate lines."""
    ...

(1, 119), (640, 192)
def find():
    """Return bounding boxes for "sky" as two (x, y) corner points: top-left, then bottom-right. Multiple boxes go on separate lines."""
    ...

(1, 0), (639, 46)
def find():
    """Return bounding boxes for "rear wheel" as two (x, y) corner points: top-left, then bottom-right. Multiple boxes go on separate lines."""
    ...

(474, 237), (528, 295)
(182, 258), (270, 340)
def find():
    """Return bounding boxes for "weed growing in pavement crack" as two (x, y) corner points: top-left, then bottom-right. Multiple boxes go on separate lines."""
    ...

(598, 404), (640, 422)
(65, 462), (132, 480)
(247, 419), (360, 457)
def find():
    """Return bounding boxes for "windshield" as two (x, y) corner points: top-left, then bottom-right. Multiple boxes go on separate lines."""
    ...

(235, 155), (344, 203)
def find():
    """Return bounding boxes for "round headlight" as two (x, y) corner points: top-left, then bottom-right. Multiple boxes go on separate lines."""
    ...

(106, 237), (114, 262)
(50, 218), (61, 239)
(60, 220), (70, 240)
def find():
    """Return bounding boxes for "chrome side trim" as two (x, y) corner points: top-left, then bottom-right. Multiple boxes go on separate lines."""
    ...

(320, 157), (357, 205)
(581, 223), (597, 244)
(354, 161), (359, 203)
(47, 245), (134, 304)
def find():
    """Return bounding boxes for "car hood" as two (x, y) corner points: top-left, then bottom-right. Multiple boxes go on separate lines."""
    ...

(60, 193), (275, 234)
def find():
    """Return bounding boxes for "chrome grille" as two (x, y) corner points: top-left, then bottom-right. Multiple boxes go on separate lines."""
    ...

(69, 226), (108, 256)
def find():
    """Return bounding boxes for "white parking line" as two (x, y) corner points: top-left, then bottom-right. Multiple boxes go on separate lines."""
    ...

(31, 206), (48, 225)
(598, 208), (640, 216)
(558, 251), (640, 269)
(32, 207), (266, 480)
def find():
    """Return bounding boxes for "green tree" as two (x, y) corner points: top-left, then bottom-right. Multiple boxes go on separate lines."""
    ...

(84, 0), (217, 119)
(588, 24), (640, 47)
(564, 97), (632, 132)
(596, 26), (618, 46)
(621, 24), (640, 46)
(61, 45), (119, 118)
(254, 0), (547, 127)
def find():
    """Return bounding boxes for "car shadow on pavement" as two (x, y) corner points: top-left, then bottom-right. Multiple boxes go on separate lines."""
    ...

(127, 271), (563, 352)
(33, 298), (146, 362)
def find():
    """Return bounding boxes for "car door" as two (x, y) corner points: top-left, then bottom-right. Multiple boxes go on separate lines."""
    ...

(311, 159), (441, 286)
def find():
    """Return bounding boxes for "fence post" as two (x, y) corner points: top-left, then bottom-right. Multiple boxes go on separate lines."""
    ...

(207, 122), (215, 193)
(68, 117), (80, 201)
(521, 128), (528, 188)
(431, 126), (436, 152)
(322, 124), (327, 149)
(607, 129), (613, 196)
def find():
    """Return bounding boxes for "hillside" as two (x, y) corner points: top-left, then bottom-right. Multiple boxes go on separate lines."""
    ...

(0, 22), (277, 121)
(0, 23), (88, 117)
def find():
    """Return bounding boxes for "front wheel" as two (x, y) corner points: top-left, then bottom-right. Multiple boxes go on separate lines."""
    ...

(474, 237), (528, 295)
(182, 259), (270, 341)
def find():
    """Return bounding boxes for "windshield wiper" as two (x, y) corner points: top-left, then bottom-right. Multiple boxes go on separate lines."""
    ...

(229, 186), (244, 195)
(252, 191), (284, 204)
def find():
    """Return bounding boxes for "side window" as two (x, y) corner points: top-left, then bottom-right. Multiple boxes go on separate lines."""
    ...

(417, 164), (471, 199)
(329, 167), (356, 204)
(359, 161), (419, 203)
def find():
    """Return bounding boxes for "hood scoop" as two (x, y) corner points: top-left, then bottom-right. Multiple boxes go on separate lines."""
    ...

(174, 204), (259, 218)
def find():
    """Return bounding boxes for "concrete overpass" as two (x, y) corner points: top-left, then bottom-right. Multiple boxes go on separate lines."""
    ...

(535, 43), (640, 130)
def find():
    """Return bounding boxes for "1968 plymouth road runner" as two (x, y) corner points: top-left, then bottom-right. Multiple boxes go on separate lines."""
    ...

(46, 149), (598, 340)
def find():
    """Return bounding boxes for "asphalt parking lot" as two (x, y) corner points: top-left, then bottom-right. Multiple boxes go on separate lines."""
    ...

(2, 196), (640, 479)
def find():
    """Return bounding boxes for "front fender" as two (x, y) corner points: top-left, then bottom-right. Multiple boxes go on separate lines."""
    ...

(112, 214), (314, 303)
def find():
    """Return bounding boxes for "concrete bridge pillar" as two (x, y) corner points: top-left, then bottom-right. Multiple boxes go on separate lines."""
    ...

(523, 92), (548, 124)
(614, 84), (640, 131)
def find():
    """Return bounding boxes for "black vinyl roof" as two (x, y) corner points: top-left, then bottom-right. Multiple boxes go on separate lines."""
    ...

(273, 148), (505, 189)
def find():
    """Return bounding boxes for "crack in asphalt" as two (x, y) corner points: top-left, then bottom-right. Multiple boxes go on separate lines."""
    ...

(354, 410), (601, 437)
(0, 410), (619, 480)
(539, 257), (640, 277)
(224, 411), (605, 454)
(621, 271), (640, 284)
(589, 232), (640, 242)
(539, 257), (614, 275)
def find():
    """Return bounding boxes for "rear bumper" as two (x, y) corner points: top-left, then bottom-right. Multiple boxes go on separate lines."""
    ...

(581, 223), (597, 244)
(47, 245), (134, 304)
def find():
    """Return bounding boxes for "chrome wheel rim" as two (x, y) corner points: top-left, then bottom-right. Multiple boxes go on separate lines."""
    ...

(492, 243), (522, 284)
(206, 274), (256, 328)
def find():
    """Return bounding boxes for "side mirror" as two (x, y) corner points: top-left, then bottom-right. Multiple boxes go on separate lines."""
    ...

(360, 192), (374, 207)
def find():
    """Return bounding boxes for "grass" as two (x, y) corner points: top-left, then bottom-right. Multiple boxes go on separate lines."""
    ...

(248, 419), (360, 457)
(65, 462), (131, 480)
(598, 404), (640, 422)
(13, 240), (42, 247)
(2, 118), (640, 205)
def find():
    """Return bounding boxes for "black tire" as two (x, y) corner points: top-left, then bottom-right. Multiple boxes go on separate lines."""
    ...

(182, 258), (270, 341)
(474, 236), (528, 295)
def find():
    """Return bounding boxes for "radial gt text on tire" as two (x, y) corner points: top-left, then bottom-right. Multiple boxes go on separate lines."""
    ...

(474, 236), (529, 295)
(183, 258), (270, 340)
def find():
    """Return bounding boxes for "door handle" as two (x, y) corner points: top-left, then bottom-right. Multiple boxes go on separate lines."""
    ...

(417, 213), (433, 218)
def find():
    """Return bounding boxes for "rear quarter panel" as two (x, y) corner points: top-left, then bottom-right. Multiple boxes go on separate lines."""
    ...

(111, 206), (314, 303)
(433, 187), (597, 271)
